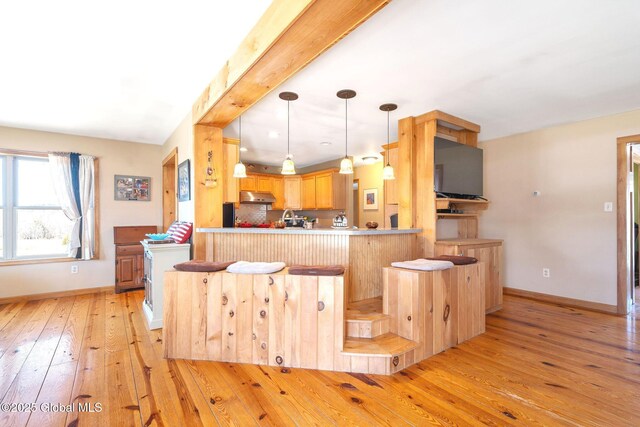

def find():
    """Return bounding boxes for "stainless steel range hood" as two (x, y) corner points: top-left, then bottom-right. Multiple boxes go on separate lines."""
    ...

(239, 191), (276, 204)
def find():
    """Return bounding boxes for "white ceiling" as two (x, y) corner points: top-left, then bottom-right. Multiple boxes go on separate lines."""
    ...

(225, 0), (640, 167)
(0, 0), (270, 144)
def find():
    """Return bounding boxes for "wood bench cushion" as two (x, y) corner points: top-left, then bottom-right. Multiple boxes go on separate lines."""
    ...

(288, 265), (345, 276)
(427, 255), (478, 265)
(173, 260), (235, 272)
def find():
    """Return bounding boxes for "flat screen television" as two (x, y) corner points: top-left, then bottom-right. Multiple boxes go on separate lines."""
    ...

(434, 137), (483, 197)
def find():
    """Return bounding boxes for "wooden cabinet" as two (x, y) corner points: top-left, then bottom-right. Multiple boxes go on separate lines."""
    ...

(239, 175), (257, 192)
(114, 225), (157, 294)
(257, 176), (273, 193)
(384, 147), (399, 205)
(302, 171), (346, 210)
(434, 239), (503, 313)
(284, 176), (301, 209)
(272, 177), (285, 210)
(301, 175), (316, 209)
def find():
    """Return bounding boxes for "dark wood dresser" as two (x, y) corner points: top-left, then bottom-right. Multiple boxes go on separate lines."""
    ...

(114, 225), (157, 293)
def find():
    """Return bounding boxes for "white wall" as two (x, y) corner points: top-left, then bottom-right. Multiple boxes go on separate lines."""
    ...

(162, 112), (194, 223)
(479, 109), (640, 306)
(0, 126), (163, 298)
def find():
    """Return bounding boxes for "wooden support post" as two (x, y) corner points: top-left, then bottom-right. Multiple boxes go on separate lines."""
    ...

(193, 125), (224, 260)
(398, 117), (415, 230)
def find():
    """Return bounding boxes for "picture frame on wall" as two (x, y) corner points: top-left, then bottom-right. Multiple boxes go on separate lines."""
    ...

(363, 188), (378, 210)
(178, 159), (191, 202)
(114, 175), (151, 201)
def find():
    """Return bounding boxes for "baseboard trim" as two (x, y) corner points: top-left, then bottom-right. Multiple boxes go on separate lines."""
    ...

(503, 287), (618, 315)
(0, 286), (114, 304)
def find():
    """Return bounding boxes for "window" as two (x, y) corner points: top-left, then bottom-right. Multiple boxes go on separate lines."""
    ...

(1, 154), (73, 261)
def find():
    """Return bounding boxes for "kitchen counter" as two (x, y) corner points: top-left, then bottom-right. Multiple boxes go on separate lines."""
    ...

(197, 227), (421, 235)
(200, 227), (419, 302)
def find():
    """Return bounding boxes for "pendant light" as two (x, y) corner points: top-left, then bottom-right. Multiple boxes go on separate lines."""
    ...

(279, 91), (298, 175)
(380, 103), (397, 180)
(233, 115), (247, 178)
(337, 89), (356, 174)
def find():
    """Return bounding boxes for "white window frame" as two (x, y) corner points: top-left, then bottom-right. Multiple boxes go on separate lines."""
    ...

(1, 154), (71, 261)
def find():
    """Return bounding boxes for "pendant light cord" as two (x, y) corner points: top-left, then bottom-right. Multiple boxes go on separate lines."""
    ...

(239, 115), (242, 162)
(345, 98), (348, 158)
(287, 100), (290, 157)
(386, 110), (390, 166)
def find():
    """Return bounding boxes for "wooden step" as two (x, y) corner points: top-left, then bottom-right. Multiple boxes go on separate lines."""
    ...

(342, 333), (417, 357)
(345, 312), (390, 338)
(341, 333), (419, 375)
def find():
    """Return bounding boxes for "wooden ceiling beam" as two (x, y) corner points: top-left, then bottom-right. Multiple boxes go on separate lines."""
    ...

(415, 110), (481, 133)
(192, 0), (391, 127)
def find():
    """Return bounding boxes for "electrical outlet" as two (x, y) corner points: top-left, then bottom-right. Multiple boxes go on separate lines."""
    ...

(71, 265), (78, 274)
(604, 202), (613, 212)
(542, 268), (550, 278)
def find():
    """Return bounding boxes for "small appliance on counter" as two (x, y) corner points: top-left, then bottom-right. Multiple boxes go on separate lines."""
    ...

(332, 212), (348, 228)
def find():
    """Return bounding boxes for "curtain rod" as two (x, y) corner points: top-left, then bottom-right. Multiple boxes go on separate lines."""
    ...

(0, 149), (97, 159)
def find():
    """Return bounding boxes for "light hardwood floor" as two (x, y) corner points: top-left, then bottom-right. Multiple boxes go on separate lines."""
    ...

(0, 290), (638, 426)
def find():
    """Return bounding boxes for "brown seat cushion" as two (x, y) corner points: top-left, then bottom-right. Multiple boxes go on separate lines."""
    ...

(288, 265), (345, 276)
(427, 255), (478, 265)
(174, 260), (235, 272)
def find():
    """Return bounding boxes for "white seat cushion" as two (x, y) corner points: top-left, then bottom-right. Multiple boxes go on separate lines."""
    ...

(391, 259), (454, 271)
(226, 261), (286, 274)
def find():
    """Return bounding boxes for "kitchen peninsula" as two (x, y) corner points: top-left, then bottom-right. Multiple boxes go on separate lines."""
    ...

(198, 226), (420, 303)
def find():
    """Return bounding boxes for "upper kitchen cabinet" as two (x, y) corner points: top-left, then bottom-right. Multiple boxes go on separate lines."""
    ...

(239, 175), (257, 192)
(384, 146), (399, 205)
(301, 175), (316, 209)
(272, 177), (285, 210)
(316, 171), (346, 210)
(257, 176), (273, 193)
(284, 176), (301, 209)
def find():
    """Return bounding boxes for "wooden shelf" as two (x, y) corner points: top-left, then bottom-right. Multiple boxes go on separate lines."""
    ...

(436, 197), (489, 210)
(437, 213), (479, 219)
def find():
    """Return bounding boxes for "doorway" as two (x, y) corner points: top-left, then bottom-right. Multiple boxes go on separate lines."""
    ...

(162, 148), (178, 231)
(616, 135), (640, 315)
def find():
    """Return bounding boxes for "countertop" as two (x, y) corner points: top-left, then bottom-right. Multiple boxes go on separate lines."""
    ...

(435, 238), (503, 245)
(196, 227), (421, 236)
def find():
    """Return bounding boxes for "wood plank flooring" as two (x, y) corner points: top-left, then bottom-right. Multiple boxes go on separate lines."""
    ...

(0, 290), (637, 426)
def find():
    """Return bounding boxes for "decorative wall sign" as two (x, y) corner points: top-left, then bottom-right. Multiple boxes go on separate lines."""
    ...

(178, 159), (191, 202)
(115, 175), (150, 201)
(364, 188), (378, 210)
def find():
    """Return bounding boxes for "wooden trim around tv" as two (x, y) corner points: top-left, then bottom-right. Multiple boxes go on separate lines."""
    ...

(0, 285), (113, 304)
(503, 287), (618, 315)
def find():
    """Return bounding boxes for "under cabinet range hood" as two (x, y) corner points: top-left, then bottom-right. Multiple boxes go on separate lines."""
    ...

(239, 191), (276, 204)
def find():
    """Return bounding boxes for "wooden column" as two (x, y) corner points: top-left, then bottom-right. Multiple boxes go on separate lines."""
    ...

(398, 117), (415, 230)
(398, 110), (480, 257)
(193, 125), (224, 259)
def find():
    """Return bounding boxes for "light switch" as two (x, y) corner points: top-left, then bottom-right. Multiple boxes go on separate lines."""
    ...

(604, 202), (613, 212)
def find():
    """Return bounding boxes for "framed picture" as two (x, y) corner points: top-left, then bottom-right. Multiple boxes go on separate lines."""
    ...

(363, 188), (378, 210)
(114, 175), (151, 201)
(178, 160), (191, 202)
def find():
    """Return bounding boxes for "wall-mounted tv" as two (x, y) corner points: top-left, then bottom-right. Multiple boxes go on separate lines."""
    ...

(434, 137), (483, 197)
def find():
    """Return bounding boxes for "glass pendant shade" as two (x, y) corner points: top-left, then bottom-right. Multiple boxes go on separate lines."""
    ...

(339, 157), (353, 174)
(281, 157), (296, 175)
(382, 163), (395, 180)
(233, 161), (247, 178)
